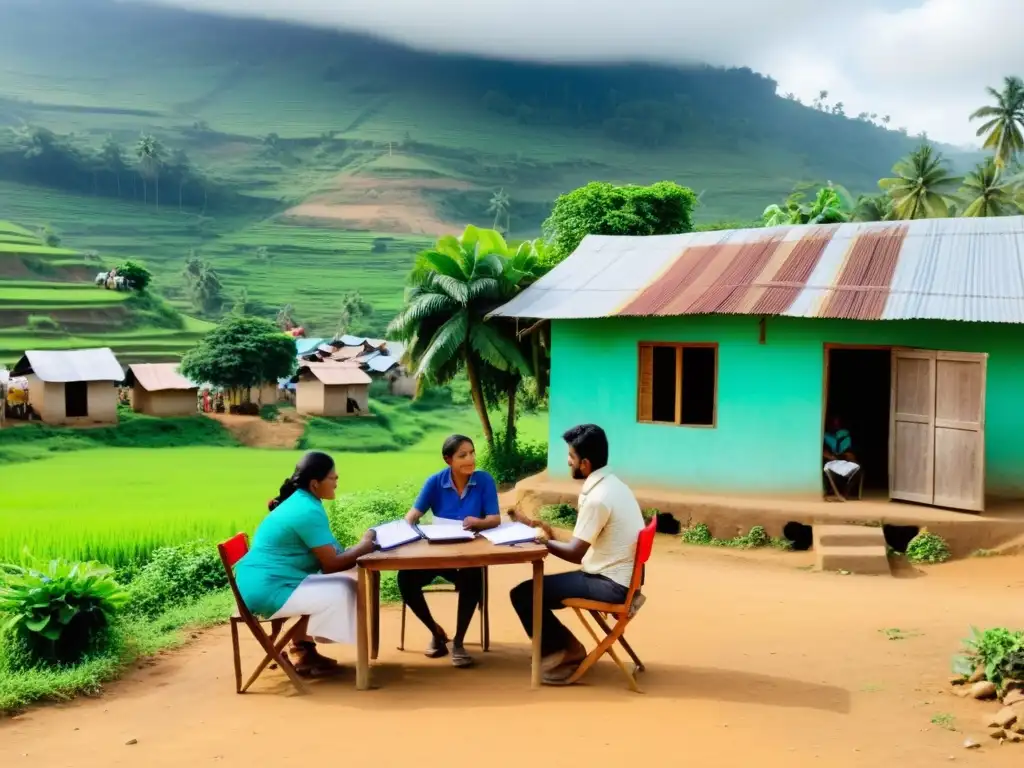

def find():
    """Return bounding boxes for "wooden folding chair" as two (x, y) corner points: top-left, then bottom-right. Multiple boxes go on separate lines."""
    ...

(218, 533), (309, 695)
(397, 567), (490, 651)
(562, 515), (658, 692)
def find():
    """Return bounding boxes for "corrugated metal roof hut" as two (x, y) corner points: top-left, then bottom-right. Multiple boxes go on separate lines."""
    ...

(492, 218), (1024, 511)
(293, 362), (372, 418)
(10, 348), (123, 426)
(124, 363), (198, 417)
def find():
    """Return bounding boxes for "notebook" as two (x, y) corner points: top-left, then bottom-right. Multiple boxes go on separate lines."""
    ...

(372, 520), (423, 551)
(481, 522), (538, 546)
(417, 524), (475, 543)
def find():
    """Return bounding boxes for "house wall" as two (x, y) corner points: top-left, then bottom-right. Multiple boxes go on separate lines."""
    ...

(26, 375), (118, 426)
(547, 315), (1024, 499)
(322, 384), (349, 417)
(388, 372), (416, 397)
(132, 386), (198, 417)
(296, 378), (326, 416)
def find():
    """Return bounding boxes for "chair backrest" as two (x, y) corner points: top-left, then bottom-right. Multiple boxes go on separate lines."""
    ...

(218, 533), (253, 619)
(625, 514), (658, 603)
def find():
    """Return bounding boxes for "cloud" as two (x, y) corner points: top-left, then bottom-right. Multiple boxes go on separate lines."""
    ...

(131, 0), (1019, 145)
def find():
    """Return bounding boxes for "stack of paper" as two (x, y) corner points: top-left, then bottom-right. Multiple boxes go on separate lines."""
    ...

(372, 520), (422, 551)
(481, 522), (538, 546)
(825, 459), (860, 478)
(418, 524), (475, 543)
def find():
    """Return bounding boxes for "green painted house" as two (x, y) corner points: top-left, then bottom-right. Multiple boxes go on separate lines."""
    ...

(493, 218), (1024, 513)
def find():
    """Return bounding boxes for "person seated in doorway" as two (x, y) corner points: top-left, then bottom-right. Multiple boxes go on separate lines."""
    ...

(401, 434), (501, 668)
(234, 451), (377, 678)
(509, 424), (645, 685)
(823, 414), (861, 497)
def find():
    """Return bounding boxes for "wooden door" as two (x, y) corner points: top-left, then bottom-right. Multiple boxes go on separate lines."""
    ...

(932, 352), (987, 512)
(889, 349), (936, 505)
(889, 349), (987, 512)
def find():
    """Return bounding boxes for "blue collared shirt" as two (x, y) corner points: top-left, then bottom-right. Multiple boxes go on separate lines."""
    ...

(413, 469), (500, 522)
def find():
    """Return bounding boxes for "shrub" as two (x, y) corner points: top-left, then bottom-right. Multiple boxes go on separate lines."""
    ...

(230, 402), (260, 416)
(123, 541), (227, 618)
(26, 314), (62, 333)
(906, 530), (951, 564)
(681, 522), (713, 545)
(114, 260), (152, 291)
(0, 559), (128, 666)
(952, 627), (1024, 687)
(259, 404), (280, 422)
(540, 503), (577, 528)
(479, 431), (547, 485)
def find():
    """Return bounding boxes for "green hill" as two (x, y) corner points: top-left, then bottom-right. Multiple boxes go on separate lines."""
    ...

(0, 219), (211, 364)
(0, 0), (974, 342)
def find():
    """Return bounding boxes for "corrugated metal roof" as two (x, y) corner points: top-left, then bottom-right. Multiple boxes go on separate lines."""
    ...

(298, 363), (372, 386)
(127, 364), (196, 392)
(491, 217), (1024, 324)
(12, 348), (123, 383)
(366, 355), (400, 373)
(295, 338), (325, 356)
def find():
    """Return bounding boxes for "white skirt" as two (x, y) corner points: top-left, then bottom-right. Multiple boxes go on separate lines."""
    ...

(270, 571), (358, 645)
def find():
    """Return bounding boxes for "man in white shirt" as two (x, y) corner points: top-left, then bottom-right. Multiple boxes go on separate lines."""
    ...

(510, 424), (645, 684)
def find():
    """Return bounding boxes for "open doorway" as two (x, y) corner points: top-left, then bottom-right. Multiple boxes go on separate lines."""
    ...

(824, 347), (891, 495)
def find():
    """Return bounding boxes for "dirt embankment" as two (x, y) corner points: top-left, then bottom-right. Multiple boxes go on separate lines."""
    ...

(284, 173), (473, 236)
(206, 412), (305, 449)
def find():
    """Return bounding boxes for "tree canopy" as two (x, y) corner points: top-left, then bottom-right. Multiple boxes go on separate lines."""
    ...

(542, 181), (698, 265)
(179, 316), (295, 394)
(114, 260), (152, 292)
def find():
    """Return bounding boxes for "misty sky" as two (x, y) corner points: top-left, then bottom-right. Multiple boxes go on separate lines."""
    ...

(134, 0), (1020, 146)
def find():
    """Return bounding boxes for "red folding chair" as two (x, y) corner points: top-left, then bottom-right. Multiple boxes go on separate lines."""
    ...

(562, 514), (657, 692)
(218, 533), (309, 695)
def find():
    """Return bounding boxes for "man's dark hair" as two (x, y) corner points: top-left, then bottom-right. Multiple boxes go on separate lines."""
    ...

(562, 424), (608, 471)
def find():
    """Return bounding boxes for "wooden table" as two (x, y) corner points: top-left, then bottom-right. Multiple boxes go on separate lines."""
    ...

(355, 537), (548, 690)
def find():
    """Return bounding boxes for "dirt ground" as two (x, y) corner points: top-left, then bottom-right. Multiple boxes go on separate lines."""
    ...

(205, 413), (305, 449)
(3, 544), (1024, 768)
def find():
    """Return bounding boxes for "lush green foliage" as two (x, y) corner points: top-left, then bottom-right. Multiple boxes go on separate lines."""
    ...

(905, 530), (952, 564)
(542, 181), (698, 264)
(477, 429), (548, 485)
(0, 559), (128, 666)
(113, 260), (152, 291)
(762, 185), (850, 226)
(180, 316), (296, 395)
(953, 627), (1024, 687)
(958, 159), (1022, 217)
(540, 503), (578, 528)
(970, 76), (1024, 169)
(121, 541), (228, 619)
(879, 144), (962, 219)
(681, 522), (714, 545)
(681, 523), (790, 550)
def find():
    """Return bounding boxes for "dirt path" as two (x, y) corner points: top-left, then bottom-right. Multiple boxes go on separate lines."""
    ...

(3, 545), (1024, 767)
(206, 413), (305, 449)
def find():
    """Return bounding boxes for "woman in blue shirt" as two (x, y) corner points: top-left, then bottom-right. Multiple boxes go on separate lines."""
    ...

(235, 451), (377, 678)
(401, 434), (501, 668)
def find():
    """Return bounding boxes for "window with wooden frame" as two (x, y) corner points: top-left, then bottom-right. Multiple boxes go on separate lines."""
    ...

(637, 343), (717, 427)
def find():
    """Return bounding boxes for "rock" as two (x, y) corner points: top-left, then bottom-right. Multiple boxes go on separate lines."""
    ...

(963, 738), (981, 749)
(955, 687), (973, 698)
(987, 708), (1019, 729)
(125, 739), (138, 746)
(1003, 689), (1024, 707)
(1005, 731), (1022, 743)
(972, 681), (998, 700)
(970, 666), (987, 684)
(950, 675), (967, 686)
(1005, 679), (1024, 693)
(989, 728), (1006, 740)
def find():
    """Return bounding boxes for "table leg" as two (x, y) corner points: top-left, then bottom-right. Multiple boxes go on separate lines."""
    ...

(371, 571), (380, 661)
(531, 559), (543, 689)
(356, 567), (370, 690)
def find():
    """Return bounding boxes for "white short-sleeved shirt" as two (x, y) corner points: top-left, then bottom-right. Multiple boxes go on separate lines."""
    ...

(572, 469), (645, 588)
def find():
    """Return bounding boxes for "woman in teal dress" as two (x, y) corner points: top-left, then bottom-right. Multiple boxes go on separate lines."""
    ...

(234, 451), (376, 677)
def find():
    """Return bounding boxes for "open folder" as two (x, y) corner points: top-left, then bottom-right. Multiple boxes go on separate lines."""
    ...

(372, 520), (422, 551)
(480, 522), (538, 546)
(417, 524), (475, 543)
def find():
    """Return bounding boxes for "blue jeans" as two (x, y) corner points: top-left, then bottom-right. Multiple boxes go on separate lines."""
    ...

(510, 571), (627, 656)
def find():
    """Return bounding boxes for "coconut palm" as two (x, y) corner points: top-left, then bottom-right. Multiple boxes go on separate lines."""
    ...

(852, 193), (893, 222)
(878, 144), (960, 220)
(970, 76), (1024, 169)
(135, 134), (166, 209)
(387, 225), (532, 446)
(957, 159), (1023, 217)
(487, 188), (511, 235)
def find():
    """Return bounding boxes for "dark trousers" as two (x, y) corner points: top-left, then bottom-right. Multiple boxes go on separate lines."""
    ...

(397, 568), (483, 644)
(510, 571), (628, 657)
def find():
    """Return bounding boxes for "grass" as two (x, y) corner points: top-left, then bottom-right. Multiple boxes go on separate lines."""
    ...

(930, 713), (957, 731)
(0, 408), (548, 567)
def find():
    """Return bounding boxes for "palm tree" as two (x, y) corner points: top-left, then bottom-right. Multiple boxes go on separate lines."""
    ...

(101, 136), (126, 197)
(487, 189), (511, 235)
(958, 158), (1022, 217)
(387, 226), (532, 446)
(135, 134), (166, 209)
(852, 193), (893, 222)
(970, 76), (1024, 169)
(878, 144), (960, 220)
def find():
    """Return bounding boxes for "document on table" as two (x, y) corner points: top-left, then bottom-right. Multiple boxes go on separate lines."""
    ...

(481, 522), (538, 546)
(373, 520), (422, 551)
(417, 524), (475, 543)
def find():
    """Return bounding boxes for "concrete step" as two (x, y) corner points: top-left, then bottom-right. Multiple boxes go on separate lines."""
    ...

(816, 544), (892, 576)
(814, 524), (886, 548)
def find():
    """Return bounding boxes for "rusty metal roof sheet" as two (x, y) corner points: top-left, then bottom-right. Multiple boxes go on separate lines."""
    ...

(491, 217), (1024, 323)
(126, 363), (197, 392)
(11, 347), (123, 383)
(298, 363), (372, 387)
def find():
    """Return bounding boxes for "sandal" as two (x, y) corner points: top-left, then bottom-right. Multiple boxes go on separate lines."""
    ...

(425, 627), (449, 659)
(451, 643), (474, 668)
